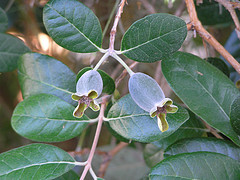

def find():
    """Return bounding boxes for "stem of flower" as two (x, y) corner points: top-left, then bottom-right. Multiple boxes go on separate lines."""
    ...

(93, 52), (110, 71)
(111, 53), (135, 76)
(80, 97), (107, 180)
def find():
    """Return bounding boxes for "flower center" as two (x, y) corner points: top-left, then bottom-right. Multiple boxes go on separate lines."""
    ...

(79, 95), (93, 107)
(156, 106), (167, 115)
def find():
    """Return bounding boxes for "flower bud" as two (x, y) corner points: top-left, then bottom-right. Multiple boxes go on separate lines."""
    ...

(129, 72), (178, 132)
(72, 70), (103, 118)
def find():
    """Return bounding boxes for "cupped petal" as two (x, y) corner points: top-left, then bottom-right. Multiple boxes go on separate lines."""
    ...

(73, 103), (88, 118)
(166, 104), (178, 113)
(89, 100), (100, 111)
(76, 70), (103, 98)
(71, 93), (82, 101)
(157, 113), (169, 132)
(129, 72), (165, 112)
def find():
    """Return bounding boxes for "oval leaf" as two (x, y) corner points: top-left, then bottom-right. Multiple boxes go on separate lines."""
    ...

(150, 152), (240, 179)
(43, 0), (102, 53)
(76, 67), (115, 94)
(54, 170), (79, 180)
(121, 13), (187, 62)
(11, 94), (89, 142)
(144, 111), (206, 168)
(162, 51), (240, 146)
(18, 52), (76, 105)
(107, 94), (189, 143)
(230, 96), (240, 135)
(0, 143), (75, 179)
(0, 7), (8, 32)
(165, 137), (240, 161)
(0, 33), (30, 72)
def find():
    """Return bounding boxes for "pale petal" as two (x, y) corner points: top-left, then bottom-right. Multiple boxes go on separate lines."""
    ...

(129, 72), (165, 112)
(157, 113), (169, 132)
(76, 70), (103, 98)
(89, 100), (100, 111)
(73, 103), (87, 118)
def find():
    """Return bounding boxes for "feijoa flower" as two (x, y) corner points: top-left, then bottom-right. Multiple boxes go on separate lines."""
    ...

(128, 72), (178, 132)
(72, 70), (103, 118)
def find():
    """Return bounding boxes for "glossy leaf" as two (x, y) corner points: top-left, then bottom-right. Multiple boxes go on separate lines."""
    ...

(11, 94), (89, 142)
(196, 0), (240, 26)
(0, 7), (8, 32)
(206, 57), (230, 77)
(54, 170), (79, 180)
(43, 0), (102, 53)
(144, 111), (205, 168)
(121, 13), (187, 62)
(107, 94), (189, 143)
(230, 96), (240, 135)
(162, 51), (240, 146)
(76, 67), (115, 94)
(18, 53), (76, 105)
(165, 137), (240, 161)
(0, 33), (30, 72)
(150, 152), (240, 179)
(0, 144), (75, 179)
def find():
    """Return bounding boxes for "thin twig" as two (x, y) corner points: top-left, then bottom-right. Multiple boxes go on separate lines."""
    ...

(202, 120), (224, 139)
(140, 0), (156, 14)
(215, 0), (240, 39)
(102, 0), (120, 38)
(80, 97), (108, 180)
(185, 0), (240, 74)
(115, 61), (138, 88)
(98, 142), (128, 178)
(5, 0), (15, 12)
(109, 0), (127, 53)
(174, 0), (186, 17)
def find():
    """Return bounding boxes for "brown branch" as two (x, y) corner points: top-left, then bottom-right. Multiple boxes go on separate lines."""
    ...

(202, 120), (224, 139)
(109, 0), (127, 53)
(215, 0), (240, 39)
(185, 0), (240, 74)
(98, 142), (128, 178)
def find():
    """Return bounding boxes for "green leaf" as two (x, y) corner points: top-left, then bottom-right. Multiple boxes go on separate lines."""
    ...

(11, 94), (89, 142)
(196, 0), (240, 26)
(0, 33), (30, 72)
(54, 170), (79, 180)
(0, 7), (8, 32)
(144, 111), (206, 168)
(230, 96), (240, 135)
(121, 13), (187, 63)
(18, 52), (76, 105)
(206, 57), (230, 77)
(43, 0), (102, 53)
(149, 152), (240, 179)
(165, 137), (240, 161)
(0, 143), (75, 179)
(107, 94), (189, 143)
(162, 51), (240, 146)
(76, 67), (115, 94)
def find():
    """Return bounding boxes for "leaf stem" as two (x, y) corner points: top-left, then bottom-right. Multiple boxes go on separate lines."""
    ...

(111, 53), (135, 76)
(80, 97), (107, 180)
(93, 52), (110, 71)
